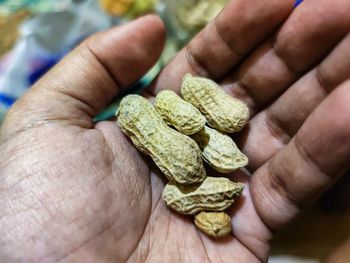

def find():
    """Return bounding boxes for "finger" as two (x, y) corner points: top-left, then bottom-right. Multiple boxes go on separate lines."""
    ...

(1, 15), (165, 140)
(151, 0), (295, 94)
(240, 33), (350, 170)
(250, 81), (350, 229)
(221, 0), (350, 114)
(226, 171), (272, 261)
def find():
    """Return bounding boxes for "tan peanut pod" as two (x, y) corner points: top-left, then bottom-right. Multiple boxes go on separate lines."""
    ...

(181, 74), (249, 133)
(155, 90), (207, 135)
(192, 126), (248, 173)
(162, 176), (244, 215)
(117, 95), (206, 185)
(194, 211), (232, 238)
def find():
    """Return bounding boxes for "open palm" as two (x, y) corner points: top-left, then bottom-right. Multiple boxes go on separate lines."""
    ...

(1, 0), (350, 262)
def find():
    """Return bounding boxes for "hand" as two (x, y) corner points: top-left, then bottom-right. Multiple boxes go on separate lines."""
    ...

(1, 0), (349, 262)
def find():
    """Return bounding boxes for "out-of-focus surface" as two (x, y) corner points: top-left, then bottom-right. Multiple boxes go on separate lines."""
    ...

(0, 10), (30, 56)
(325, 239), (350, 263)
(0, 0), (228, 122)
(270, 206), (350, 262)
(0, 0), (114, 122)
(270, 174), (350, 262)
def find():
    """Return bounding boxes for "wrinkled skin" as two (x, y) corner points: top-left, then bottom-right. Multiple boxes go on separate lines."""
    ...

(1, 0), (350, 262)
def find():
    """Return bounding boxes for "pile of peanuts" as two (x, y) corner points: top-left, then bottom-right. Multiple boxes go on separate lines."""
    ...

(117, 74), (249, 238)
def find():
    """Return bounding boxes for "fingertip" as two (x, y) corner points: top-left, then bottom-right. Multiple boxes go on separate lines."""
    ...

(132, 14), (167, 46)
(134, 14), (167, 59)
(85, 15), (166, 87)
(138, 14), (166, 32)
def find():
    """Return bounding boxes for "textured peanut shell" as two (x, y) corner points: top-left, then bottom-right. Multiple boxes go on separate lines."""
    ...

(192, 126), (248, 173)
(194, 212), (232, 238)
(163, 176), (244, 215)
(117, 95), (206, 185)
(181, 74), (249, 133)
(155, 90), (207, 135)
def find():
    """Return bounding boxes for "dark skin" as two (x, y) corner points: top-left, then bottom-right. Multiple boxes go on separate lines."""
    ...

(1, 0), (350, 262)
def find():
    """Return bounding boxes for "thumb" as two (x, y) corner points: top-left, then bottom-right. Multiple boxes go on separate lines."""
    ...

(1, 15), (165, 141)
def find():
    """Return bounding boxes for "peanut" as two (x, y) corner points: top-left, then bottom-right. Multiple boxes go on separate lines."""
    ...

(192, 126), (248, 173)
(181, 74), (249, 133)
(194, 211), (232, 238)
(155, 90), (206, 135)
(162, 176), (244, 215)
(117, 95), (206, 185)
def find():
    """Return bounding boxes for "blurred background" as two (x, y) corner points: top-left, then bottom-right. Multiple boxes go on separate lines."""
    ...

(0, 0), (348, 262)
(0, 0), (227, 122)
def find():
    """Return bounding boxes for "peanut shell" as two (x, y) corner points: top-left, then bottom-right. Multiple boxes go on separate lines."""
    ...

(192, 126), (248, 173)
(163, 176), (244, 215)
(181, 74), (249, 133)
(117, 95), (206, 185)
(155, 90), (206, 135)
(194, 211), (232, 238)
